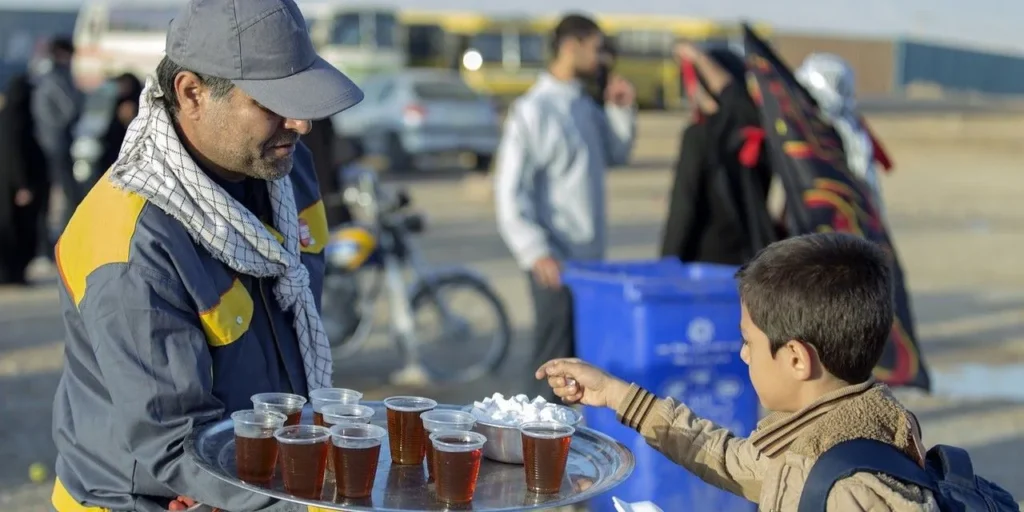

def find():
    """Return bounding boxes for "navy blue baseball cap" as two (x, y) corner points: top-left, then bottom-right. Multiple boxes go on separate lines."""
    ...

(165, 0), (363, 120)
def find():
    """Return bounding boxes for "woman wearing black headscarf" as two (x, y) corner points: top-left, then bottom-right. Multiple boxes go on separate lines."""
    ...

(97, 73), (144, 175)
(659, 42), (778, 266)
(0, 74), (49, 285)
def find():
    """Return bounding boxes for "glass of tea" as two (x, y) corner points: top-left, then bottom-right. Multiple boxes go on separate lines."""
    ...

(310, 388), (363, 426)
(329, 423), (387, 499)
(429, 430), (487, 505)
(251, 393), (307, 426)
(321, 404), (375, 426)
(520, 421), (574, 494)
(420, 410), (476, 481)
(273, 424), (331, 500)
(383, 396), (437, 465)
(231, 409), (286, 486)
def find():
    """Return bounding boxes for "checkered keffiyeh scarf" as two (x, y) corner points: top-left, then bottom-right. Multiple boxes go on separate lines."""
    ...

(108, 78), (332, 390)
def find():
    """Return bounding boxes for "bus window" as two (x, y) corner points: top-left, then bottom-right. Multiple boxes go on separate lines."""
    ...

(373, 13), (397, 48)
(329, 13), (361, 46)
(407, 24), (443, 59)
(518, 34), (546, 65)
(467, 32), (503, 63)
(616, 30), (674, 59)
(107, 7), (177, 33)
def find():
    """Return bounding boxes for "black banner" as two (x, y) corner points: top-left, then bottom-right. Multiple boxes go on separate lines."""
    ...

(741, 24), (930, 390)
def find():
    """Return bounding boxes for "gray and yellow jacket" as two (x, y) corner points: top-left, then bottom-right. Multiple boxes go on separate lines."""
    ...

(50, 144), (329, 512)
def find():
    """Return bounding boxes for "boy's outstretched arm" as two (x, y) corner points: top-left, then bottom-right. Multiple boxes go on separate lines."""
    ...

(538, 359), (768, 502)
(615, 384), (767, 501)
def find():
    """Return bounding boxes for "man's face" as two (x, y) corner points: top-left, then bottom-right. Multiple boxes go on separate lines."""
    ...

(192, 87), (309, 181)
(571, 33), (604, 78)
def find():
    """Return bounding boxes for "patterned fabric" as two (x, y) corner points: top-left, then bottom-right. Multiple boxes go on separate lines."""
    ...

(107, 78), (332, 390)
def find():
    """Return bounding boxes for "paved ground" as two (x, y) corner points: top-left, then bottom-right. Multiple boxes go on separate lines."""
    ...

(3, 113), (1024, 510)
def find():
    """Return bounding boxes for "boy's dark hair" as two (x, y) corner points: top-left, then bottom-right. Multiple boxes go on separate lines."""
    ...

(550, 14), (602, 56)
(735, 233), (893, 383)
(155, 56), (234, 116)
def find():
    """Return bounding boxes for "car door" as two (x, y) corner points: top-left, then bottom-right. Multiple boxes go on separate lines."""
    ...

(333, 75), (386, 137)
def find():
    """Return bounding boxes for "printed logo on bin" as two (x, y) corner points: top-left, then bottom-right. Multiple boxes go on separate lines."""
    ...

(687, 318), (715, 345)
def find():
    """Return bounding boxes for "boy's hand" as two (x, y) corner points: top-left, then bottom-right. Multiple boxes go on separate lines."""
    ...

(535, 358), (630, 408)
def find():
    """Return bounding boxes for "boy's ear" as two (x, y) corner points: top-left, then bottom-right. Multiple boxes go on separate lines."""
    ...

(781, 339), (818, 381)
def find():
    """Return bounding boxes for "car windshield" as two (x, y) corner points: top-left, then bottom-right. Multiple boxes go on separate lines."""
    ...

(412, 78), (478, 100)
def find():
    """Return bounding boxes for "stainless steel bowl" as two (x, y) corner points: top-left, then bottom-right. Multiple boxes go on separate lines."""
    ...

(463, 405), (583, 464)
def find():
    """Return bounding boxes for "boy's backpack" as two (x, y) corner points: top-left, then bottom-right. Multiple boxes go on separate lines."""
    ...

(799, 438), (1019, 512)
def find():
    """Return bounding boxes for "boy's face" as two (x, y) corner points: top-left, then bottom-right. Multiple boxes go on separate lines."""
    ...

(740, 304), (812, 412)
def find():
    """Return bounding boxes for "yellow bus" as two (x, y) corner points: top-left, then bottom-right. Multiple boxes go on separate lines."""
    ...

(399, 11), (488, 70)
(458, 16), (556, 99)
(595, 15), (732, 109)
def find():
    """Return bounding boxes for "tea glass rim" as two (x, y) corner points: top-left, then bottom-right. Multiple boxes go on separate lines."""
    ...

(329, 422), (387, 443)
(231, 409), (287, 426)
(273, 424), (331, 444)
(321, 403), (375, 424)
(309, 388), (363, 410)
(251, 392), (307, 409)
(519, 420), (575, 439)
(429, 429), (487, 452)
(421, 409), (476, 432)
(383, 395), (438, 412)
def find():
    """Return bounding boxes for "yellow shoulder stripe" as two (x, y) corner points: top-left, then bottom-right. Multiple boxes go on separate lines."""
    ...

(56, 179), (147, 307)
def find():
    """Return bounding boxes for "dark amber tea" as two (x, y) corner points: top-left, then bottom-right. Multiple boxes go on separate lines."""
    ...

(330, 423), (387, 499)
(275, 425), (331, 499)
(520, 421), (574, 494)
(383, 396), (437, 465)
(251, 393), (306, 426)
(420, 410), (475, 481)
(430, 431), (486, 505)
(231, 410), (286, 485)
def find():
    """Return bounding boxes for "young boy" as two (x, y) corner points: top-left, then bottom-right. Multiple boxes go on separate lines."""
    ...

(537, 233), (939, 511)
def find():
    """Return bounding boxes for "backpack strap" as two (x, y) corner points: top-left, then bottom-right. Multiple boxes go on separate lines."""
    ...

(926, 445), (976, 489)
(798, 439), (937, 512)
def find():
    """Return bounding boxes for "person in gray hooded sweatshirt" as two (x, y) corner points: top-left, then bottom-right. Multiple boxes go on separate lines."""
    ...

(494, 13), (636, 400)
(31, 37), (83, 231)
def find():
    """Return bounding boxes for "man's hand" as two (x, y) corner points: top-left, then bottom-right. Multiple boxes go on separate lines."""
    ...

(673, 41), (702, 63)
(531, 256), (561, 288)
(535, 358), (630, 409)
(604, 74), (636, 107)
(169, 496), (220, 511)
(14, 188), (32, 207)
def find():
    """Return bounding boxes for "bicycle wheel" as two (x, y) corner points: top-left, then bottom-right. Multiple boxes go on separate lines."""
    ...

(409, 272), (512, 383)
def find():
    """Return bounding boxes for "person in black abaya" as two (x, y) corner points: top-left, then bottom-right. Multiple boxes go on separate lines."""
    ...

(659, 42), (778, 266)
(0, 74), (50, 285)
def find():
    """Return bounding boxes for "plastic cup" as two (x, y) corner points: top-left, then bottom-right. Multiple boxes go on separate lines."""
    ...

(321, 404), (375, 426)
(231, 409), (286, 485)
(310, 388), (363, 426)
(274, 425), (331, 499)
(520, 421), (574, 494)
(383, 396), (437, 465)
(319, 403), (374, 474)
(252, 393), (307, 426)
(430, 430), (486, 505)
(421, 410), (476, 481)
(329, 423), (387, 499)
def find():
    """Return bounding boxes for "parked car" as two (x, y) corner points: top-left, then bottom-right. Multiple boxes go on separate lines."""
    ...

(334, 69), (501, 172)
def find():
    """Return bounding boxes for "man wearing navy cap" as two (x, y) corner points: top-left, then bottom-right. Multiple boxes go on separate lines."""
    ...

(49, 0), (362, 510)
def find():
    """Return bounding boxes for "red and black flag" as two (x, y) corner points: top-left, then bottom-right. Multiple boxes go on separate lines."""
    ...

(741, 23), (930, 390)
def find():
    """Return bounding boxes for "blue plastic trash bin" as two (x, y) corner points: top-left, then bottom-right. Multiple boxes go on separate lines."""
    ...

(563, 259), (758, 512)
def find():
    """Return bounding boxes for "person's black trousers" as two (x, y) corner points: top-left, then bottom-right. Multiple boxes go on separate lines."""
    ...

(526, 272), (576, 402)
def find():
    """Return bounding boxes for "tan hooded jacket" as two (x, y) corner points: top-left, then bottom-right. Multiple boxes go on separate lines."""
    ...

(614, 380), (941, 511)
